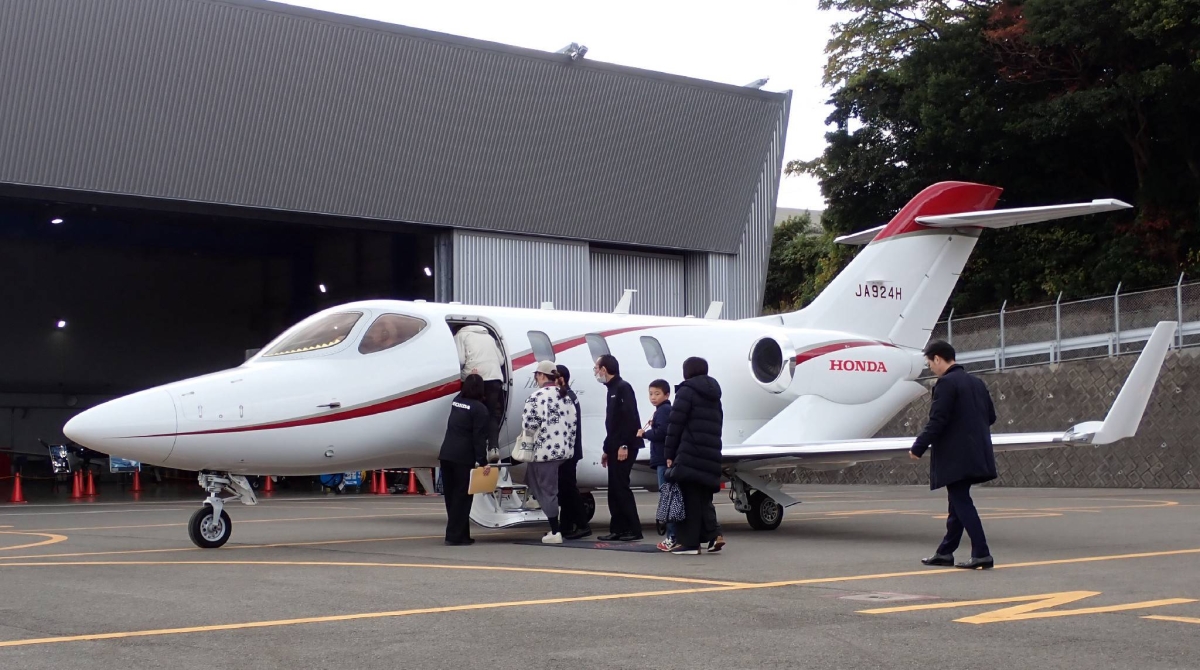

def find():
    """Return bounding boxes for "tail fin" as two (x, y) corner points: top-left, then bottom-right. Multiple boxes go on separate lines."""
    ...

(782, 182), (1001, 348)
(777, 181), (1131, 350)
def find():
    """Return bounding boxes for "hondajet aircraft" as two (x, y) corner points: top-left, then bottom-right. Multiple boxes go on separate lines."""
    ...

(64, 182), (1176, 548)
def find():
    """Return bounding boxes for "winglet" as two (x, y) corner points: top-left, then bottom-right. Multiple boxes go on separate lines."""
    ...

(1088, 321), (1176, 445)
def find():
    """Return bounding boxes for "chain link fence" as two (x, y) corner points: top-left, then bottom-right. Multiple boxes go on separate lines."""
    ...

(938, 276), (1199, 372)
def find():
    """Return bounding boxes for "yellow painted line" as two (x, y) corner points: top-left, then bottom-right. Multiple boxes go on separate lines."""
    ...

(0, 531), (68, 552)
(16, 511), (442, 534)
(0, 533), (460, 561)
(860, 591), (1196, 624)
(996, 547), (1200, 570)
(1144, 615), (1200, 625)
(0, 584), (751, 648)
(3, 544), (1200, 647)
(0, 560), (748, 587)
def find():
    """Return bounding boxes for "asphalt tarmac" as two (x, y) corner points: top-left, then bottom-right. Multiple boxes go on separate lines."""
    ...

(1, 484), (1198, 669)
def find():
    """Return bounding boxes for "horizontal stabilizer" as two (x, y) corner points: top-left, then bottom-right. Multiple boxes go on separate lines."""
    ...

(834, 199), (1131, 246)
(721, 322), (1174, 469)
(916, 199), (1131, 229)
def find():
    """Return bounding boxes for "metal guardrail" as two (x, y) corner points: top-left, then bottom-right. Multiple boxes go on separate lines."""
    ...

(932, 275), (1200, 371)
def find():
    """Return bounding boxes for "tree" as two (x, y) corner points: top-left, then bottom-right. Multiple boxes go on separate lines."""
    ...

(780, 0), (1200, 316)
(763, 214), (855, 312)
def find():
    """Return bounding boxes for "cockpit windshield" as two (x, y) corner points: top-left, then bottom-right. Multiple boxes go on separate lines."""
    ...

(263, 312), (362, 357)
(359, 314), (427, 354)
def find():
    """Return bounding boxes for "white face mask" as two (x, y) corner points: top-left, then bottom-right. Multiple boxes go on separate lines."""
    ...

(595, 372), (607, 384)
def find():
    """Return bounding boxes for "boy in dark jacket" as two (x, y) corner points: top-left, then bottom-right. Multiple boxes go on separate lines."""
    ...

(638, 380), (675, 550)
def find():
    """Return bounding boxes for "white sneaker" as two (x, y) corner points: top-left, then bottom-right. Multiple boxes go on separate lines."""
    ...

(541, 532), (563, 544)
(526, 499), (542, 510)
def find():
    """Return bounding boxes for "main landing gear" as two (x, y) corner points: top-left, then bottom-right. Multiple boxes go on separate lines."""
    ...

(728, 474), (786, 531)
(188, 472), (258, 548)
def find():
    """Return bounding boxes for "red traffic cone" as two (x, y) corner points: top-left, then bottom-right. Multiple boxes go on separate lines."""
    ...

(405, 469), (418, 495)
(375, 470), (390, 495)
(263, 476), (274, 493)
(130, 470), (143, 493)
(367, 470), (378, 494)
(8, 473), (28, 504)
(70, 470), (84, 499)
(85, 469), (97, 496)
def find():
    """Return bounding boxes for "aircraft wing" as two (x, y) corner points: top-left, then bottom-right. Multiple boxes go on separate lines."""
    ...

(723, 321), (1175, 470)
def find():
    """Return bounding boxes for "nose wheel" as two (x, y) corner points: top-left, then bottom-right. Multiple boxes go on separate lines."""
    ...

(188, 505), (232, 548)
(188, 471), (258, 549)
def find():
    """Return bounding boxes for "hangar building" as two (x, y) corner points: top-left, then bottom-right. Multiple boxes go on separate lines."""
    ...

(0, 0), (790, 459)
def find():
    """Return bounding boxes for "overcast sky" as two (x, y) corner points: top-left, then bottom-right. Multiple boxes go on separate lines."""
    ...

(271, 0), (847, 211)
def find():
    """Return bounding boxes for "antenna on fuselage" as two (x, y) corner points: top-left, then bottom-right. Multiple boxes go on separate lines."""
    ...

(541, 302), (555, 310)
(613, 289), (637, 314)
(704, 301), (723, 319)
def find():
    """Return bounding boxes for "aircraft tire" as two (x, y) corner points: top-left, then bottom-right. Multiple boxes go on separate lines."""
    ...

(188, 505), (232, 549)
(746, 491), (783, 531)
(581, 492), (596, 523)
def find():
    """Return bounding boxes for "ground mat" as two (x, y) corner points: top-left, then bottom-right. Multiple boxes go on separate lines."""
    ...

(513, 539), (662, 553)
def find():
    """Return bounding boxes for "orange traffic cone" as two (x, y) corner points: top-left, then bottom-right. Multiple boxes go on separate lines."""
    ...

(367, 470), (378, 494)
(70, 470), (84, 499)
(130, 470), (143, 493)
(375, 470), (390, 495)
(85, 469), (97, 496)
(8, 473), (28, 504)
(263, 476), (274, 493)
(405, 469), (418, 495)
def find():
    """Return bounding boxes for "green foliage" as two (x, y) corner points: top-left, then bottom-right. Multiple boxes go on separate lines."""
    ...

(763, 214), (855, 312)
(772, 0), (1200, 316)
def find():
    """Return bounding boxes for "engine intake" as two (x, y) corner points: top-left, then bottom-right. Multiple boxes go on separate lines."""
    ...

(749, 335), (796, 394)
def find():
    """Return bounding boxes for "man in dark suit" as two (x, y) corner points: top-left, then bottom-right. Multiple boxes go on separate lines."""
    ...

(910, 340), (998, 570)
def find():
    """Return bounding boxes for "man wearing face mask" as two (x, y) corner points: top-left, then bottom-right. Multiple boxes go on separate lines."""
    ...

(594, 354), (643, 541)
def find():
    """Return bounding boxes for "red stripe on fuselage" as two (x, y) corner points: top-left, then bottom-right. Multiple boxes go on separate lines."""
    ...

(793, 341), (897, 365)
(129, 379), (463, 438)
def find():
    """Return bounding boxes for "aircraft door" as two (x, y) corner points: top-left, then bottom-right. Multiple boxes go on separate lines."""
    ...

(446, 318), (513, 457)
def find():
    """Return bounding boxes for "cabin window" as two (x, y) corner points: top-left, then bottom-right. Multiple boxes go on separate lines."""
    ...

(263, 312), (362, 357)
(585, 334), (610, 362)
(359, 314), (427, 355)
(640, 336), (667, 369)
(528, 331), (555, 362)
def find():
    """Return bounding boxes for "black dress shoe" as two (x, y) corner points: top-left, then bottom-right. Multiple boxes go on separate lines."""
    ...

(956, 555), (994, 570)
(444, 539), (475, 546)
(597, 533), (622, 541)
(616, 533), (644, 542)
(921, 553), (955, 566)
(565, 526), (592, 541)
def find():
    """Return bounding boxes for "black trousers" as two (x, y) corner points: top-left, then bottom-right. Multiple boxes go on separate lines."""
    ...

(482, 381), (505, 455)
(558, 459), (587, 531)
(677, 482), (718, 549)
(937, 481), (990, 558)
(606, 455), (641, 536)
(440, 460), (473, 543)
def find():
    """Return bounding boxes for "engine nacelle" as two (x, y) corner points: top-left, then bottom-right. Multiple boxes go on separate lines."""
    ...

(748, 335), (797, 394)
(788, 341), (914, 405)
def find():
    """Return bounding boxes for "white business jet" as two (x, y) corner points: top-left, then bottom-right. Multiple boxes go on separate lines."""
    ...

(64, 182), (1176, 548)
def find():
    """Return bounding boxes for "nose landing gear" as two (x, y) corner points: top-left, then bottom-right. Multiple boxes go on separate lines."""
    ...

(188, 472), (258, 548)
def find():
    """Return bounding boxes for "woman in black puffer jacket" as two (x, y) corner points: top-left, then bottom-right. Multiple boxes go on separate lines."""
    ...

(664, 357), (723, 555)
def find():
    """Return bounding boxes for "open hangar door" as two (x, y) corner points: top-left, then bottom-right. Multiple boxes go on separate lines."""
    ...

(0, 194), (438, 474)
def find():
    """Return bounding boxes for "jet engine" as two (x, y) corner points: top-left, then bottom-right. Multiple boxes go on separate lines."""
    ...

(748, 334), (797, 394)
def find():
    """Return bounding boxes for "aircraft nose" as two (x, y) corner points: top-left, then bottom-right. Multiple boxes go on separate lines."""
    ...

(64, 390), (178, 465)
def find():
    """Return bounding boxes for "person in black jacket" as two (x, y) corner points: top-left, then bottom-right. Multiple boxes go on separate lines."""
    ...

(910, 340), (998, 570)
(555, 365), (592, 540)
(438, 374), (491, 546)
(594, 354), (643, 541)
(664, 357), (724, 555)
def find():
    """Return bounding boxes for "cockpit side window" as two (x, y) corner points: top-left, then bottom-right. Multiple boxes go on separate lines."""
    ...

(263, 312), (362, 357)
(359, 314), (427, 355)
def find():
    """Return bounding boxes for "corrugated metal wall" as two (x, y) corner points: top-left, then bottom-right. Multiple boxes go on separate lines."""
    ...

(0, 0), (788, 254)
(451, 231), (589, 310)
(590, 250), (686, 316)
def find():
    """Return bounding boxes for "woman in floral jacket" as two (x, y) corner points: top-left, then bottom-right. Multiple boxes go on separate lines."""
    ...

(522, 360), (579, 544)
